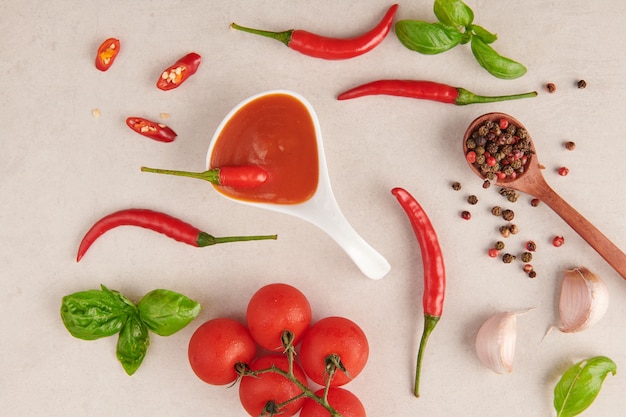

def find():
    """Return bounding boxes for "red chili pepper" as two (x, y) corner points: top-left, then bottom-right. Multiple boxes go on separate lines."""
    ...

(391, 187), (445, 398)
(140, 165), (268, 188)
(230, 4), (398, 60)
(76, 209), (277, 262)
(95, 38), (120, 71)
(156, 52), (202, 91)
(126, 117), (177, 143)
(337, 80), (537, 105)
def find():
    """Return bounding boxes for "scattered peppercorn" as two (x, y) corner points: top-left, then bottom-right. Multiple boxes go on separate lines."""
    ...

(577, 80), (587, 89)
(546, 83), (556, 93)
(491, 206), (502, 216)
(502, 209), (515, 221)
(482, 180), (491, 189)
(508, 224), (519, 235)
(528, 270), (537, 278)
(552, 235), (565, 247)
(499, 226), (511, 238)
(461, 210), (472, 220)
(499, 188), (519, 203)
(530, 198), (540, 207)
(526, 240), (536, 251)
(452, 181), (462, 191)
(488, 248), (499, 258)
(520, 251), (533, 262)
(523, 264), (534, 274)
(564, 141), (576, 151)
(495, 241), (505, 250)
(502, 253), (516, 263)
(467, 195), (478, 205)
(558, 166), (569, 176)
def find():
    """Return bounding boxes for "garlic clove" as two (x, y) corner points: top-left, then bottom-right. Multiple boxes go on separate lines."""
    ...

(475, 311), (520, 374)
(558, 267), (609, 333)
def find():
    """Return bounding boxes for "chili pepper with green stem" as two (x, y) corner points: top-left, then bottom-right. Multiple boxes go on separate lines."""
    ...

(230, 4), (398, 60)
(337, 79), (537, 105)
(76, 209), (277, 262)
(141, 165), (268, 188)
(391, 187), (445, 398)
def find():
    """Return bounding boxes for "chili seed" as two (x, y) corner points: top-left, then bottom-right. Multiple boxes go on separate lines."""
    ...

(552, 236), (565, 247)
(577, 80), (587, 89)
(502, 209), (515, 221)
(467, 195), (478, 205)
(491, 206), (502, 216)
(451, 181), (462, 191)
(564, 141), (576, 151)
(461, 210), (471, 220)
(558, 166), (569, 176)
(488, 248), (499, 258)
(546, 83), (556, 93)
(502, 253), (516, 263)
(530, 198), (540, 207)
(495, 241), (505, 250)
(521, 251), (533, 263)
(526, 240), (536, 251)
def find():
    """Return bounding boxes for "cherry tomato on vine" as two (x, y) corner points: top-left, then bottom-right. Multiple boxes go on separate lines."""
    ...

(95, 38), (120, 71)
(238, 354), (308, 417)
(299, 316), (369, 386)
(246, 283), (312, 351)
(300, 387), (366, 417)
(188, 318), (256, 385)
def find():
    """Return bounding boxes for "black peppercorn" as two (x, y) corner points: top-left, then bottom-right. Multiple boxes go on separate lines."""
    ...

(452, 181), (462, 191)
(521, 251), (533, 262)
(502, 209), (515, 221)
(495, 241), (505, 250)
(468, 195), (478, 205)
(491, 206), (502, 216)
(502, 253), (516, 263)
(577, 80), (587, 89)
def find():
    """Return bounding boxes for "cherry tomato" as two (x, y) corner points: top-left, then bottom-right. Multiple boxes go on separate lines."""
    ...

(238, 354), (307, 417)
(299, 316), (369, 387)
(300, 387), (366, 417)
(246, 283), (312, 351)
(188, 318), (256, 385)
(126, 117), (177, 143)
(95, 38), (120, 71)
(156, 52), (202, 91)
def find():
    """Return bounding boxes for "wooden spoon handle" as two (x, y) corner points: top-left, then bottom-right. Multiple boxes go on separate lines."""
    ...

(538, 186), (626, 280)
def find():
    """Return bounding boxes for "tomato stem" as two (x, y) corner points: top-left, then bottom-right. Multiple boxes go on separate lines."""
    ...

(414, 314), (440, 397)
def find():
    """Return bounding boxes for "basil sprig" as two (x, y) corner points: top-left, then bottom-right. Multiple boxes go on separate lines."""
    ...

(395, 0), (527, 79)
(61, 285), (201, 375)
(553, 356), (617, 417)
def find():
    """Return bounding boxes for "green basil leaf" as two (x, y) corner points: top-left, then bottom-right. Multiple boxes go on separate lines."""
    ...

(471, 24), (498, 44)
(137, 289), (201, 336)
(60, 284), (135, 340)
(116, 313), (150, 376)
(434, 0), (474, 27)
(554, 356), (617, 417)
(470, 36), (527, 79)
(395, 21), (464, 55)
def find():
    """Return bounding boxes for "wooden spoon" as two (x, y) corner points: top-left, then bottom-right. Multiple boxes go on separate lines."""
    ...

(463, 112), (626, 280)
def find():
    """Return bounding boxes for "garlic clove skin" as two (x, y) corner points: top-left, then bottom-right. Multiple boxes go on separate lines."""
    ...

(558, 267), (609, 333)
(475, 312), (518, 374)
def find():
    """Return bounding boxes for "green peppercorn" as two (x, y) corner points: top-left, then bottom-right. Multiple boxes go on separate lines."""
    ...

(520, 251), (533, 262)
(495, 241), (505, 250)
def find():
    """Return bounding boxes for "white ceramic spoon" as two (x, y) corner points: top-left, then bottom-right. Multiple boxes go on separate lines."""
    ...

(206, 90), (390, 280)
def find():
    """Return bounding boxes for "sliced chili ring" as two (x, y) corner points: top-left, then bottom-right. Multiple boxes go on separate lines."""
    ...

(156, 52), (202, 91)
(95, 38), (121, 71)
(126, 117), (177, 143)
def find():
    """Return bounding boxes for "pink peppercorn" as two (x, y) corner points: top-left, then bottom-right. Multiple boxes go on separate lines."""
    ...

(488, 248), (499, 258)
(499, 118), (509, 130)
(552, 236), (565, 247)
(558, 167), (569, 176)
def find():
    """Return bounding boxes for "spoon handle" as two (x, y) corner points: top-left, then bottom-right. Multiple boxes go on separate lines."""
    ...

(538, 186), (626, 280)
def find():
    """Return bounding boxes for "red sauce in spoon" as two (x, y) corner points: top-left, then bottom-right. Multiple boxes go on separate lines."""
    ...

(209, 93), (319, 204)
